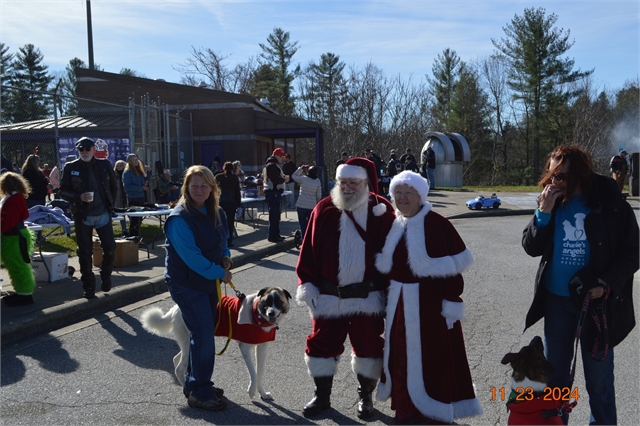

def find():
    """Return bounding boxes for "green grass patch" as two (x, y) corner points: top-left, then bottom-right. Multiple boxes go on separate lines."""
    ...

(39, 223), (164, 256)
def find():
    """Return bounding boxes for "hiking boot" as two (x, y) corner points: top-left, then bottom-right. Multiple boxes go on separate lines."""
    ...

(183, 387), (224, 399)
(187, 394), (227, 411)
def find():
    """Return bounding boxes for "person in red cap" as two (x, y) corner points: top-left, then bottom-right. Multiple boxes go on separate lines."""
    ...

(263, 148), (290, 242)
(296, 157), (395, 419)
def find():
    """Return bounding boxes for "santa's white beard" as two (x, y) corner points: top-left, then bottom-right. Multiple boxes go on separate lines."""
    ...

(331, 184), (369, 212)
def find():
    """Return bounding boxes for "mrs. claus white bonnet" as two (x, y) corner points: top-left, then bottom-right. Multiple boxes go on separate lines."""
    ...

(389, 170), (430, 203)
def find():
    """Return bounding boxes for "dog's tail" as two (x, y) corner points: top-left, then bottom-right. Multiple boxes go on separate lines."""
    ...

(140, 306), (175, 336)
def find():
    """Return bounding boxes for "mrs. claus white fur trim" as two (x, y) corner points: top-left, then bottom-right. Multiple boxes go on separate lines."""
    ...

(442, 300), (465, 322)
(375, 203), (474, 277)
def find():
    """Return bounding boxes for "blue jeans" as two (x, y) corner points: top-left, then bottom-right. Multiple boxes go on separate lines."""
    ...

(284, 182), (295, 207)
(427, 168), (436, 190)
(264, 190), (281, 239)
(544, 291), (616, 425)
(297, 207), (313, 239)
(166, 280), (219, 401)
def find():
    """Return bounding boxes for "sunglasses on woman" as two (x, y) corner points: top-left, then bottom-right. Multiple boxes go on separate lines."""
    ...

(77, 146), (93, 152)
(551, 172), (568, 182)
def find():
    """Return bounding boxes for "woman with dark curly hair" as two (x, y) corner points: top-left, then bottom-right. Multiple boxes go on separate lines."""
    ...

(522, 145), (639, 425)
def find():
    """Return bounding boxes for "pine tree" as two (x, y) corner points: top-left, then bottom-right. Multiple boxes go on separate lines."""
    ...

(5, 44), (54, 123)
(0, 43), (14, 124)
(307, 53), (347, 128)
(492, 7), (592, 181)
(258, 27), (300, 116)
(427, 48), (461, 130)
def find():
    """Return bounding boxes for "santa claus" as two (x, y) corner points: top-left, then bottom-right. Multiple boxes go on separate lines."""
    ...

(296, 157), (395, 418)
(375, 171), (483, 424)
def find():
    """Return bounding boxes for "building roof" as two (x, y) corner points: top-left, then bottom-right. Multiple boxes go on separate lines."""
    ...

(0, 114), (128, 132)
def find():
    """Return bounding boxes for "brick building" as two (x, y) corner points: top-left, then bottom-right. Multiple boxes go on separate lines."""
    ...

(75, 68), (325, 176)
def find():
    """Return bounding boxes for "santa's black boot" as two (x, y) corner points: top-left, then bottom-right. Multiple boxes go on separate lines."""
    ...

(303, 376), (333, 417)
(356, 374), (378, 419)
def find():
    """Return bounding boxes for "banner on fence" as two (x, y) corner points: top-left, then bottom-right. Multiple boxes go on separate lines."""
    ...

(59, 138), (130, 167)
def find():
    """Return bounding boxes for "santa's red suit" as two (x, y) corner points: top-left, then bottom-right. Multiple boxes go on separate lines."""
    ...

(296, 193), (394, 378)
(214, 294), (277, 344)
(375, 202), (483, 424)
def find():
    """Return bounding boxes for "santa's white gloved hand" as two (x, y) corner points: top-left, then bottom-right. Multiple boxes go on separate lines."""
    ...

(445, 318), (457, 329)
(296, 282), (320, 310)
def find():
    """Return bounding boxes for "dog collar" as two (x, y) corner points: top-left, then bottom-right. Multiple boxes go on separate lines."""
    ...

(252, 299), (275, 328)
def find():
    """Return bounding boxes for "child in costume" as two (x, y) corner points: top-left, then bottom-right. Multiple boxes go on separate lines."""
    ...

(1, 172), (37, 306)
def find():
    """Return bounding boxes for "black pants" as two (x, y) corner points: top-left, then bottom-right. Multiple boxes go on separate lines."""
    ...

(127, 198), (146, 236)
(264, 190), (281, 239)
(74, 216), (116, 291)
(219, 200), (238, 244)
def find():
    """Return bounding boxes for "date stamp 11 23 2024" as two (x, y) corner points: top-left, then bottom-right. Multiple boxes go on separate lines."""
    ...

(490, 386), (580, 402)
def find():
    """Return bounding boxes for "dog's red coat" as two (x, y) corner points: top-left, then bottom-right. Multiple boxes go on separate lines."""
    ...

(507, 397), (564, 425)
(215, 295), (276, 344)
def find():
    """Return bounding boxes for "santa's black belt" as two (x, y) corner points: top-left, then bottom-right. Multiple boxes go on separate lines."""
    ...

(318, 276), (384, 299)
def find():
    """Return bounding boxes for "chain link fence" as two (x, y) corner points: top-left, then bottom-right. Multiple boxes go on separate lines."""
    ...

(1, 86), (193, 201)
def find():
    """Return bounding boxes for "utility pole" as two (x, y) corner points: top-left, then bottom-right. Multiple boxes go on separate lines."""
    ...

(86, 0), (94, 70)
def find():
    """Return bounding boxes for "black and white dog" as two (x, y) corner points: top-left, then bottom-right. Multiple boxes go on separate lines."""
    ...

(141, 286), (291, 400)
(501, 336), (564, 425)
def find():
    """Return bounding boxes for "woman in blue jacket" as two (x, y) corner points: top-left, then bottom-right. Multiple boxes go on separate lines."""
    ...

(164, 165), (231, 411)
(123, 153), (150, 236)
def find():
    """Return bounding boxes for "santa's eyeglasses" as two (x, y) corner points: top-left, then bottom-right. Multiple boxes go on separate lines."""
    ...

(338, 179), (364, 189)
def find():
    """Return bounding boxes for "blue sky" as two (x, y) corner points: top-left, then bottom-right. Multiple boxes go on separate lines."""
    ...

(2, 0), (638, 91)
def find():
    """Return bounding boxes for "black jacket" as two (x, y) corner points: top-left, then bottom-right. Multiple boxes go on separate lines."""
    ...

(59, 158), (118, 219)
(522, 174), (639, 347)
(404, 160), (419, 173)
(387, 158), (400, 177)
(215, 172), (241, 206)
(22, 167), (49, 201)
(263, 156), (285, 191)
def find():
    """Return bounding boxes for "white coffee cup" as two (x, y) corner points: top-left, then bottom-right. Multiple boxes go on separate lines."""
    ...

(87, 192), (94, 202)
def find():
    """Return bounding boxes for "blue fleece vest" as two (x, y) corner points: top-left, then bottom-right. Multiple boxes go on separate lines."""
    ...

(164, 203), (228, 292)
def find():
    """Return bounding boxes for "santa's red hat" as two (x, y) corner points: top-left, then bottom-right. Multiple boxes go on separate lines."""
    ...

(336, 157), (379, 195)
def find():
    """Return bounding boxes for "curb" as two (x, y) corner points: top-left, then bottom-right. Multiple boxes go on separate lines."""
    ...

(1, 238), (298, 345)
(448, 208), (535, 220)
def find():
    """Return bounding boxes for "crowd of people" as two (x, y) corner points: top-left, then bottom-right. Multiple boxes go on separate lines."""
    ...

(337, 147), (437, 196)
(2, 142), (637, 425)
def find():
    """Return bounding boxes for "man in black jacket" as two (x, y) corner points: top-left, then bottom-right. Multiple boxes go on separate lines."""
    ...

(399, 148), (416, 170)
(59, 137), (118, 299)
(263, 148), (290, 243)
